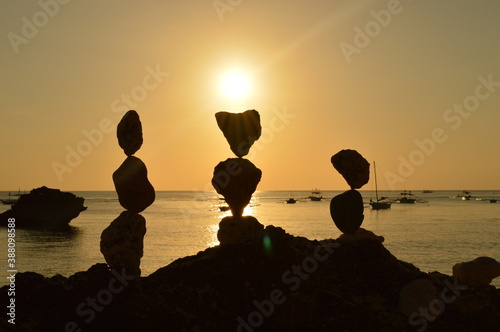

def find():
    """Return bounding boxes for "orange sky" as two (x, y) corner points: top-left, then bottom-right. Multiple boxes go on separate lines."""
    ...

(1, 0), (500, 191)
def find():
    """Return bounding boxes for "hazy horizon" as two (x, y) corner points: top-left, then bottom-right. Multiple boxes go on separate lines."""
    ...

(2, 1), (499, 192)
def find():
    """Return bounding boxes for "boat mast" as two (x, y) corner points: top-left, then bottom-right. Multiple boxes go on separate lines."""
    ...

(373, 161), (379, 202)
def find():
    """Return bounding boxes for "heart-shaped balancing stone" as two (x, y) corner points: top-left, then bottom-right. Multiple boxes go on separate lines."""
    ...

(215, 110), (262, 157)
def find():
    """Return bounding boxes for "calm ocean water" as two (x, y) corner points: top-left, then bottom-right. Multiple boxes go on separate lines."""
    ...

(1, 190), (499, 287)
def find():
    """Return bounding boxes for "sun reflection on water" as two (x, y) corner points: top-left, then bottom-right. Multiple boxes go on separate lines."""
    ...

(207, 224), (220, 247)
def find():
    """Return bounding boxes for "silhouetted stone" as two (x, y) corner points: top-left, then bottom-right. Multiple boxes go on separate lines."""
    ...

(217, 215), (264, 245)
(212, 158), (262, 216)
(117, 110), (143, 156)
(399, 279), (437, 318)
(113, 156), (155, 213)
(331, 149), (370, 189)
(215, 110), (261, 157)
(0, 186), (86, 229)
(453, 257), (500, 287)
(100, 211), (146, 277)
(4, 226), (500, 331)
(330, 189), (364, 234)
(336, 228), (384, 244)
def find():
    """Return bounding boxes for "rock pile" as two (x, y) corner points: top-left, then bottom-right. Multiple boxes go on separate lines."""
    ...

(100, 110), (155, 277)
(329, 149), (370, 235)
(212, 109), (263, 245)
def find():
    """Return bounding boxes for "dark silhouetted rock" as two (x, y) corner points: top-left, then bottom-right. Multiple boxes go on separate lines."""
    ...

(100, 211), (146, 277)
(4, 226), (499, 331)
(113, 156), (155, 213)
(217, 215), (264, 245)
(336, 227), (384, 244)
(399, 279), (437, 318)
(117, 110), (143, 156)
(215, 109), (261, 157)
(0, 186), (86, 229)
(212, 158), (262, 216)
(330, 189), (364, 234)
(453, 257), (500, 287)
(331, 149), (370, 189)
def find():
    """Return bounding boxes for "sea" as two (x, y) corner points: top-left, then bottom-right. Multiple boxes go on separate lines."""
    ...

(1, 190), (499, 288)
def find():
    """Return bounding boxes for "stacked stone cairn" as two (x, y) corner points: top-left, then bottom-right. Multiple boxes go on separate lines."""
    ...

(212, 110), (264, 245)
(100, 110), (155, 277)
(329, 149), (370, 236)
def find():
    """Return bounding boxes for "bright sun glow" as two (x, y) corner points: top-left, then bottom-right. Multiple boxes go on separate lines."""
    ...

(220, 72), (251, 99)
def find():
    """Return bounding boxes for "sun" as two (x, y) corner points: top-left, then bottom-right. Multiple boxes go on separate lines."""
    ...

(220, 72), (251, 99)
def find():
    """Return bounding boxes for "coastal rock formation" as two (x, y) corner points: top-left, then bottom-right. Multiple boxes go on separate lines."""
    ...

(117, 110), (143, 156)
(2, 226), (499, 332)
(113, 156), (155, 213)
(100, 110), (154, 277)
(330, 189), (364, 234)
(212, 158), (262, 217)
(331, 149), (370, 189)
(453, 257), (500, 287)
(0, 186), (86, 228)
(100, 211), (146, 277)
(217, 215), (264, 245)
(215, 109), (261, 157)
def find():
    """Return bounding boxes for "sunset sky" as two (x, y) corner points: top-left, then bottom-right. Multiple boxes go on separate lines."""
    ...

(1, 0), (499, 191)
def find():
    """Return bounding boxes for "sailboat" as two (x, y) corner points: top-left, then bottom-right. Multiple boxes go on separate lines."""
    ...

(369, 161), (391, 210)
(490, 192), (497, 203)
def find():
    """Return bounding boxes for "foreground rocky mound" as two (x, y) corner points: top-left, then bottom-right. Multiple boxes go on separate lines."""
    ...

(1, 226), (498, 331)
(0, 186), (86, 228)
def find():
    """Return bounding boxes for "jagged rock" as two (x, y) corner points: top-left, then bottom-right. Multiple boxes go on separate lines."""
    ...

(399, 279), (437, 318)
(215, 109), (261, 157)
(0, 186), (86, 228)
(330, 189), (364, 234)
(2, 226), (500, 331)
(453, 257), (500, 287)
(117, 110), (143, 156)
(100, 211), (146, 277)
(331, 149), (370, 189)
(113, 156), (155, 213)
(336, 227), (384, 244)
(212, 158), (262, 216)
(217, 215), (264, 245)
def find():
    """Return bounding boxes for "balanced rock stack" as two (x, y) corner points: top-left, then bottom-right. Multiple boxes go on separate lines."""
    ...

(100, 110), (155, 277)
(212, 110), (264, 245)
(330, 149), (370, 235)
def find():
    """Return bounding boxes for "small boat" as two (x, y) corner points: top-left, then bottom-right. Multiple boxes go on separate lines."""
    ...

(369, 162), (391, 210)
(219, 205), (230, 211)
(1, 191), (20, 205)
(309, 189), (323, 201)
(286, 198), (297, 204)
(457, 190), (472, 200)
(422, 190), (433, 193)
(397, 190), (416, 204)
(490, 192), (497, 203)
